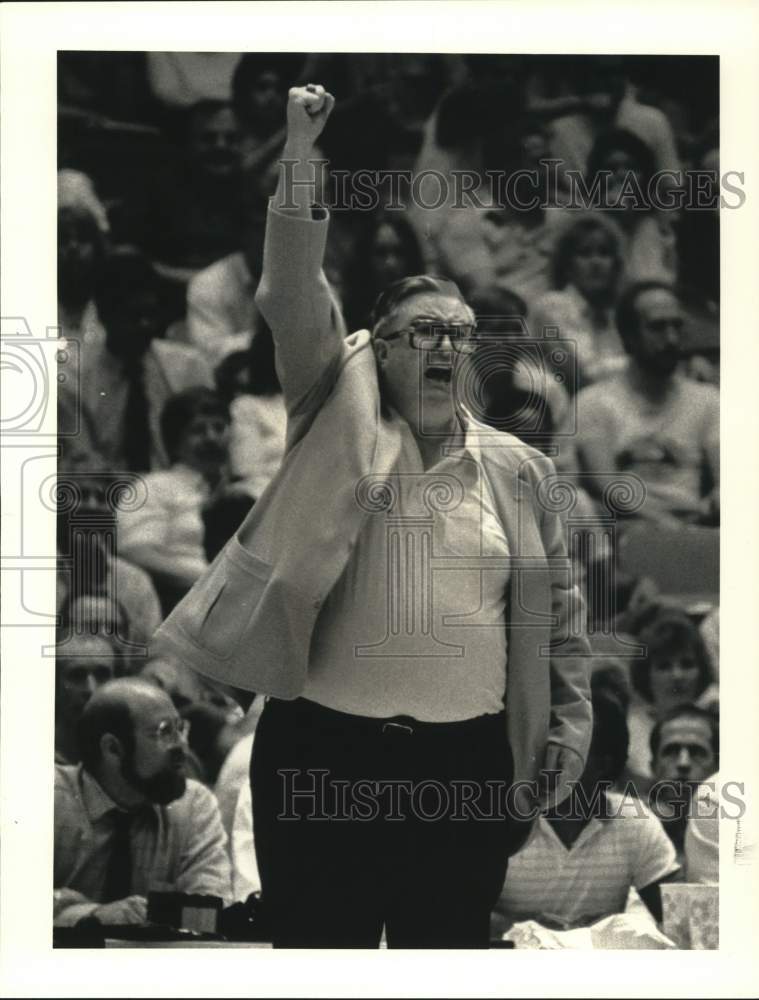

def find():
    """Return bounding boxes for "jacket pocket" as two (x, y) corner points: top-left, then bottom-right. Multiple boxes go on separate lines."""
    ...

(184, 537), (272, 660)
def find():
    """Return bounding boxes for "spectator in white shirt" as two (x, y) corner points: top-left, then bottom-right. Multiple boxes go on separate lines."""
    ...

(571, 281), (719, 524)
(493, 691), (679, 935)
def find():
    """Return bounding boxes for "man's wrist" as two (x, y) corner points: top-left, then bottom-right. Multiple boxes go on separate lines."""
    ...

(283, 140), (314, 162)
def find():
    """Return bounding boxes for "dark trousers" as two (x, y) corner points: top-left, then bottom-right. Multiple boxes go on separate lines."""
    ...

(251, 697), (515, 948)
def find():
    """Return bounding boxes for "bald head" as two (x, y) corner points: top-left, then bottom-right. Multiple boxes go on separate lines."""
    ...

(77, 677), (175, 772)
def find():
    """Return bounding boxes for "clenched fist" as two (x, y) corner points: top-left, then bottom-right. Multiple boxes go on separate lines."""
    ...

(285, 84), (335, 151)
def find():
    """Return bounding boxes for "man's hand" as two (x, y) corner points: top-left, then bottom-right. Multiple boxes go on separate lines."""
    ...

(92, 895), (148, 925)
(285, 84), (335, 153)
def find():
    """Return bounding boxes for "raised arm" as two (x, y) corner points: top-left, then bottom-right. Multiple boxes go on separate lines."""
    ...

(254, 84), (346, 424)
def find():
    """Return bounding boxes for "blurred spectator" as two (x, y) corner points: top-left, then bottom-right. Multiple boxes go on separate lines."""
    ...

(117, 388), (248, 611)
(412, 93), (564, 306)
(186, 207), (267, 368)
(548, 56), (681, 176)
(587, 129), (678, 285)
(54, 678), (232, 926)
(217, 330), (288, 501)
(146, 52), (241, 110)
(343, 211), (426, 332)
(139, 655), (207, 712)
(531, 213), (627, 390)
(139, 100), (245, 274)
(492, 692), (679, 935)
(57, 170), (109, 349)
(325, 54), (452, 176)
(55, 459), (163, 650)
(627, 610), (716, 781)
(58, 249), (213, 472)
(231, 53), (305, 168)
(55, 632), (119, 764)
(571, 282), (719, 524)
(427, 201), (560, 309)
(648, 704), (719, 858)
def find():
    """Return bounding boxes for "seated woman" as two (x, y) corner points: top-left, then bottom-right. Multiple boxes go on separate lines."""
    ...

(491, 691), (680, 937)
(625, 607), (717, 785)
(118, 386), (252, 612)
(530, 213), (627, 391)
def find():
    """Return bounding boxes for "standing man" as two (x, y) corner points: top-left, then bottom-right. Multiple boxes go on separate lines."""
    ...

(157, 84), (592, 948)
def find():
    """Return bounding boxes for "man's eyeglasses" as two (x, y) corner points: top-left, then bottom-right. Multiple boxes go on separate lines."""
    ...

(146, 718), (189, 746)
(379, 323), (479, 354)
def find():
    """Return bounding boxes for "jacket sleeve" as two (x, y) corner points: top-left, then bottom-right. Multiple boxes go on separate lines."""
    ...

(534, 452), (593, 805)
(254, 201), (346, 423)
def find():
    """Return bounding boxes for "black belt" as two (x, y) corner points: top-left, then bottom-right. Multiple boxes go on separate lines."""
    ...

(268, 696), (505, 739)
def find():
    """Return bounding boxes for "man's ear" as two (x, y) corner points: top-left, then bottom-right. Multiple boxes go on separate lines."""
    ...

(373, 337), (389, 369)
(100, 732), (123, 764)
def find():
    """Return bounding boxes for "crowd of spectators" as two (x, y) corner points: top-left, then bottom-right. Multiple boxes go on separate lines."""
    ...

(55, 51), (720, 944)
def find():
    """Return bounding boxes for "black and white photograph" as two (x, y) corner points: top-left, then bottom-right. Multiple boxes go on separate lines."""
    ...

(1, 2), (758, 996)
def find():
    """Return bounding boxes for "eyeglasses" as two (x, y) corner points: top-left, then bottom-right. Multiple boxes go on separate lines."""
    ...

(146, 718), (189, 746)
(379, 323), (479, 354)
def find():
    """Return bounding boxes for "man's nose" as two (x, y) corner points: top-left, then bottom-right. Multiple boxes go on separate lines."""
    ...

(676, 748), (692, 771)
(431, 333), (455, 354)
(664, 323), (682, 348)
(84, 673), (99, 695)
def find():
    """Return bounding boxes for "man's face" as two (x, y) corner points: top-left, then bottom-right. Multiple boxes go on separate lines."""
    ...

(104, 287), (164, 363)
(374, 293), (475, 436)
(629, 288), (684, 376)
(175, 412), (230, 477)
(649, 648), (703, 713)
(121, 694), (188, 805)
(190, 106), (242, 179)
(57, 637), (117, 721)
(652, 716), (716, 783)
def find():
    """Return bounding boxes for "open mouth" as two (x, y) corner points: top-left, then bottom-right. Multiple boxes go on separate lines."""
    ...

(424, 365), (453, 384)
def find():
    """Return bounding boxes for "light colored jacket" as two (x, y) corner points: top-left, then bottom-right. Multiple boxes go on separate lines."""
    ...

(155, 203), (592, 814)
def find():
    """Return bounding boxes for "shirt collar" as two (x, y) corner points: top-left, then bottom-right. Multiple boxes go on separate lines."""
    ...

(457, 408), (491, 467)
(78, 766), (122, 823)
